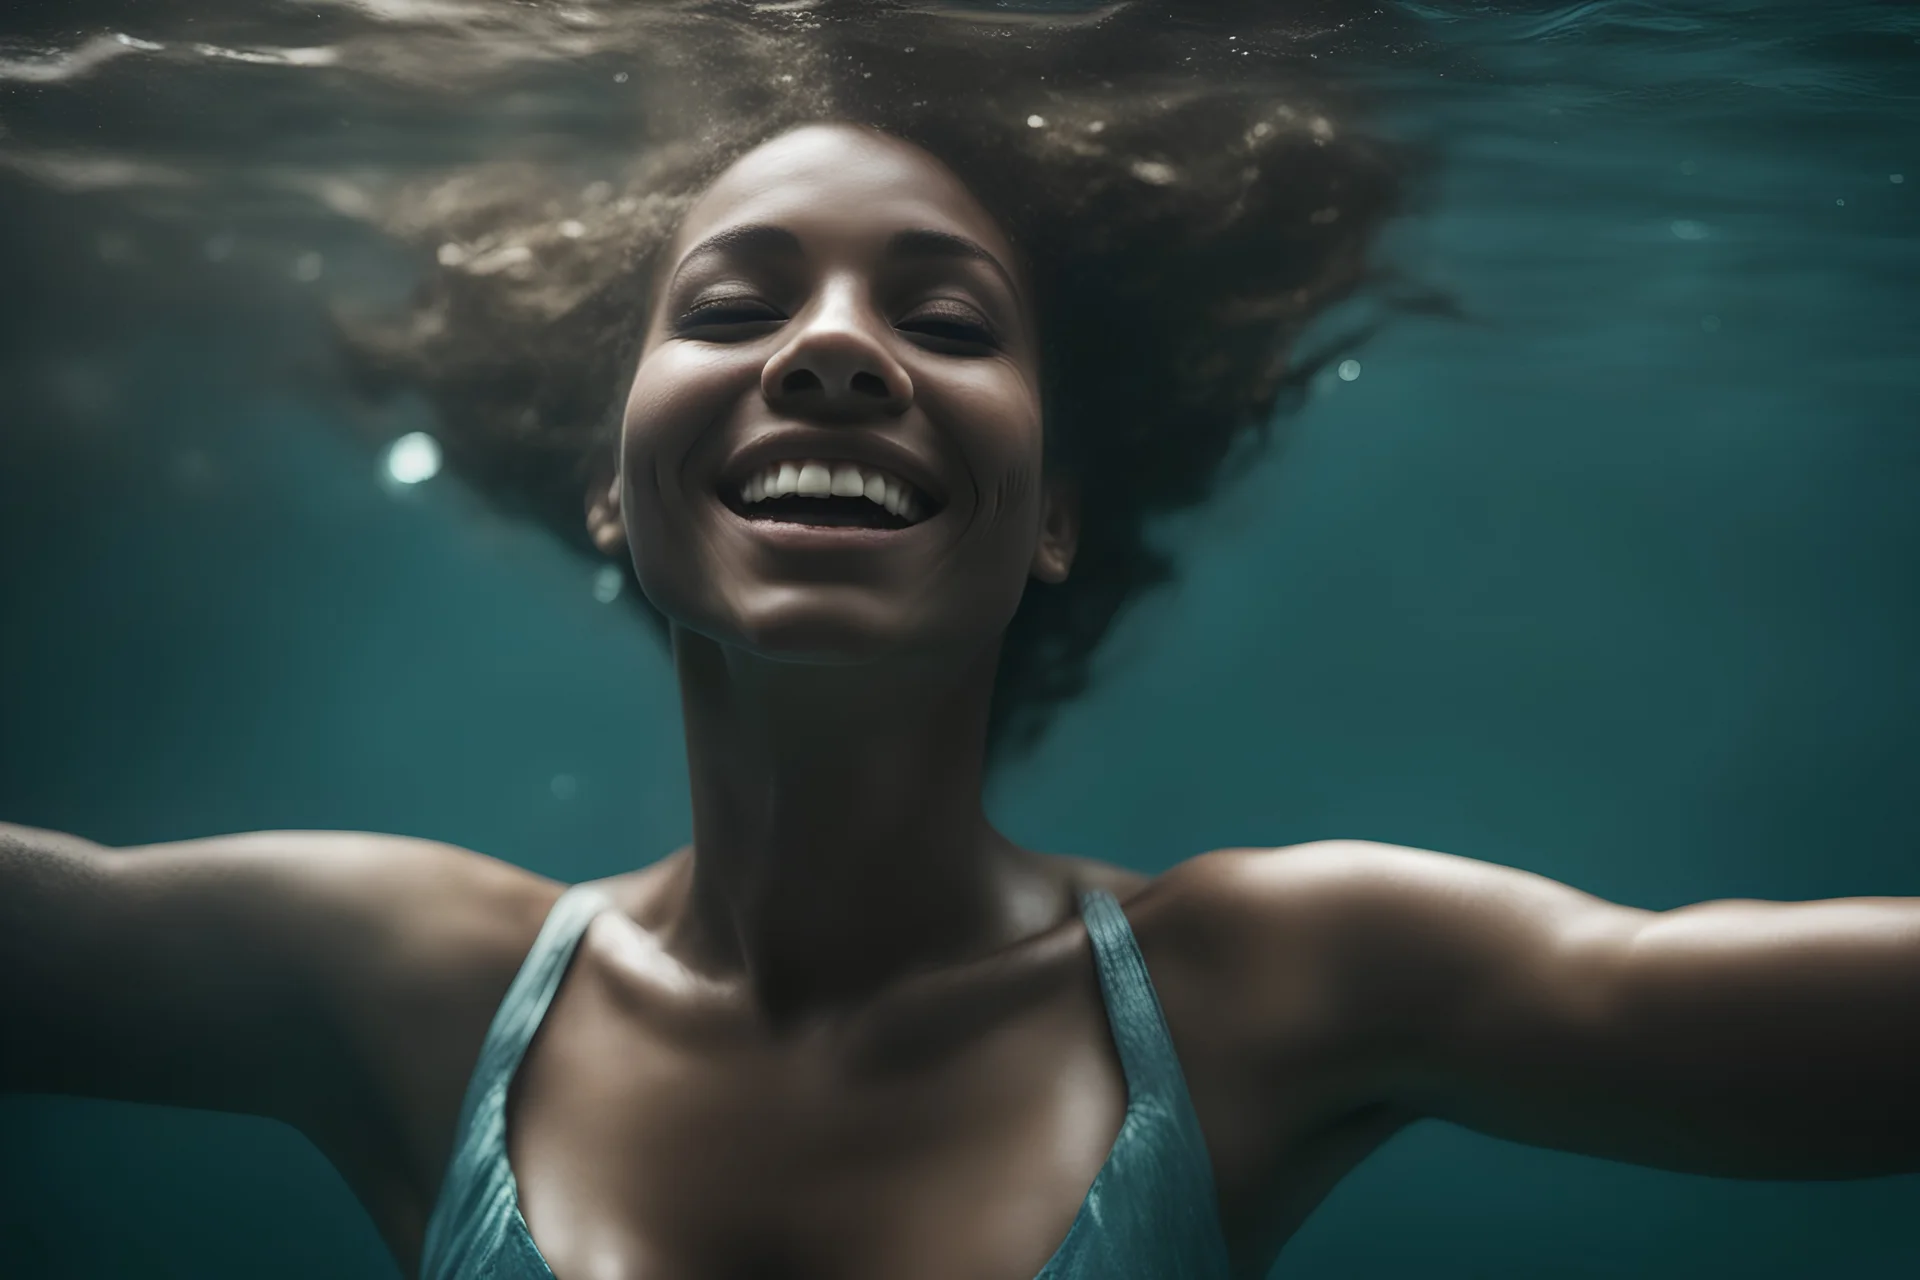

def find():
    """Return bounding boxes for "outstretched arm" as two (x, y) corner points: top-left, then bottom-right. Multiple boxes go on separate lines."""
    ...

(0, 822), (549, 1133)
(1205, 841), (1920, 1179)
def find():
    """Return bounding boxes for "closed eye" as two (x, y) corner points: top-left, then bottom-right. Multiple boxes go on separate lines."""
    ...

(899, 305), (999, 352)
(673, 296), (784, 336)
(673, 298), (999, 352)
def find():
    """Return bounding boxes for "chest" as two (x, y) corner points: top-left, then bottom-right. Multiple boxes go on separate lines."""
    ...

(505, 939), (1131, 1280)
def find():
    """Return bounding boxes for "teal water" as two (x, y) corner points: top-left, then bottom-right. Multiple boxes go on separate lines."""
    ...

(2, 1), (1917, 1276)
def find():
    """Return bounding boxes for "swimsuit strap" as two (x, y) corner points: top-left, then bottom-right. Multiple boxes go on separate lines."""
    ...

(1076, 887), (1224, 1218)
(419, 883), (613, 1280)
(1078, 888), (1196, 1103)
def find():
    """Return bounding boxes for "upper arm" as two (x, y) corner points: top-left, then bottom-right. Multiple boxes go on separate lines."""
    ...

(1178, 841), (1642, 1112)
(1, 824), (551, 1138)
(1198, 842), (1920, 1178)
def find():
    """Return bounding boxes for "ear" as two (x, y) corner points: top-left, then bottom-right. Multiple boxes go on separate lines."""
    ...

(584, 456), (626, 556)
(1029, 472), (1080, 585)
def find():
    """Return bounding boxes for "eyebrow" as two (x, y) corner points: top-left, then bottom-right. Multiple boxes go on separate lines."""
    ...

(665, 223), (1020, 298)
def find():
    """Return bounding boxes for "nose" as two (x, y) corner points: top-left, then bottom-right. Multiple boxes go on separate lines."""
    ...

(760, 283), (913, 420)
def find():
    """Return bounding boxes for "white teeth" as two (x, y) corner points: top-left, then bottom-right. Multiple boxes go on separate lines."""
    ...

(832, 464), (868, 497)
(733, 458), (931, 524)
(796, 462), (832, 496)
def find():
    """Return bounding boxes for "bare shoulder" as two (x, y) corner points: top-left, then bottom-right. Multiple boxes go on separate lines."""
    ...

(1122, 843), (1502, 1043)
(1130, 840), (1634, 1067)
(187, 831), (567, 1227)
(225, 832), (566, 1118)
(1136, 838), (1600, 945)
(110, 827), (565, 986)
(288, 832), (560, 1189)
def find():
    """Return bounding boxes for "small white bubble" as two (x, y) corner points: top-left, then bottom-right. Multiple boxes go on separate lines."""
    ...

(1701, 315), (1721, 332)
(292, 250), (323, 282)
(1835, 197), (1846, 206)
(436, 242), (467, 267)
(1892, 174), (1905, 184)
(550, 774), (578, 801)
(383, 432), (442, 486)
(592, 565), (624, 603)
(612, 70), (628, 83)
(558, 219), (585, 238)
(1337, 359), (1361, 382)
(1669, 219), (1709, 241)
(1027, 114), (1046, 128)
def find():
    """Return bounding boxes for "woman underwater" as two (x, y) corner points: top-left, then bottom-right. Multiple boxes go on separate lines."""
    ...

(2, 3), (1917, 1278)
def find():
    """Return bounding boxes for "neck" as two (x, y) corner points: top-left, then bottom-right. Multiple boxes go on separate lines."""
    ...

(660, 626), (1063, 1024)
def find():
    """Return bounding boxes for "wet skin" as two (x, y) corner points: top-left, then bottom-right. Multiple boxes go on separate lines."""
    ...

(4, 125), (1918, 1280)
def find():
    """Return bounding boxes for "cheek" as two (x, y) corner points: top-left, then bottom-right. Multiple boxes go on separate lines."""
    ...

(917, 364), (1047, 520)
(616, 347), (750, 611)
(622, 343), (748, 462)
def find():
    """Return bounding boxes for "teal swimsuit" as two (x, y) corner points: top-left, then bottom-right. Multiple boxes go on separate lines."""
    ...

(419, 884), (1232, 1279)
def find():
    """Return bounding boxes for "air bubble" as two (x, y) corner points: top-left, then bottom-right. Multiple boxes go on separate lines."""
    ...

(383, 432), (442, 486)
(593, 566), (624, 603)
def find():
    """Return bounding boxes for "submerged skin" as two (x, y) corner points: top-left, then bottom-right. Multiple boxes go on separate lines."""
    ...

(4, 125), (1918, 1280)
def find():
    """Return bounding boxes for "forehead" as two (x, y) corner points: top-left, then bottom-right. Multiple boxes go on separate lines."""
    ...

(669, 125), (1019, 273)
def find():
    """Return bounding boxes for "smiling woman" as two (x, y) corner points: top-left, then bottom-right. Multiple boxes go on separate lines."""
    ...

(5, 4), (1919, 1280)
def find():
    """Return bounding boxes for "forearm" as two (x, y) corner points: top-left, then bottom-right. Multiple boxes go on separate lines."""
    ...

(1431, 895), (1920, 1180)
(0, 824), (117, 1091)
(0, 821), (105, 856)
(1608, 896), (1920, 1176)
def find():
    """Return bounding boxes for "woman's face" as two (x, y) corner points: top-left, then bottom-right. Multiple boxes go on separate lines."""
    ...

(603, 123), (1076, 666)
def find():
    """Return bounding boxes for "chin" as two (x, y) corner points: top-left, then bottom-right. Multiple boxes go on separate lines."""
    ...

(693, 590), (926, 666)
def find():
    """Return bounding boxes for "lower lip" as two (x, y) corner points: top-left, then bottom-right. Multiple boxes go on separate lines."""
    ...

(718, 500), (935, 548)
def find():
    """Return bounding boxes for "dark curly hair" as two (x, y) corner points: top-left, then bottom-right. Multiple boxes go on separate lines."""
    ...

(340, 0), (1439, 767)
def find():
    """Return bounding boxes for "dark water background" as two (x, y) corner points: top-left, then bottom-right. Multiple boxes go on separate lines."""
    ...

(2, 1), (1917, 1275)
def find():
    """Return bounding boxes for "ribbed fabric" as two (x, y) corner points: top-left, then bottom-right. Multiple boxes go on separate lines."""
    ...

(419, 884), (1231, 1280)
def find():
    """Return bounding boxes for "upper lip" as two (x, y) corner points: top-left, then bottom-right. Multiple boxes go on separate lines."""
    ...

(717, 428), (951, 510)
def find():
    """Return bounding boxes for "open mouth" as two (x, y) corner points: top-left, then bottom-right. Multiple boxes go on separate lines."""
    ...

(719, 459), (940, 531)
